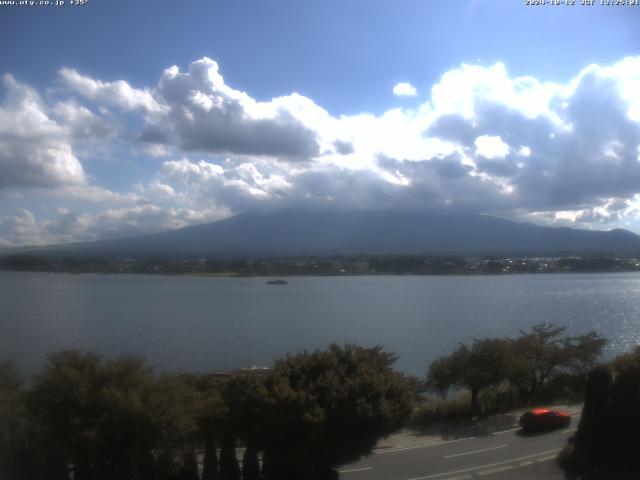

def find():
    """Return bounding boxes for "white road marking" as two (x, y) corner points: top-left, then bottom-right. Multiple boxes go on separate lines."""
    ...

(375, 437), (474, 455)
(475, 454), (560, 477)
(444, 444), (509, 459)
(490, 427), (519, 435)
(477, 465), (514, 476)
(404, 448), (561, 480)
(338, 466), (373, 474)
(562, 427), (577, 434)
(528, 454), (558, 463)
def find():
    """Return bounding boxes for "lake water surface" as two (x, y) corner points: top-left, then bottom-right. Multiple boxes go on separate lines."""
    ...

(2, 271), (640, 377)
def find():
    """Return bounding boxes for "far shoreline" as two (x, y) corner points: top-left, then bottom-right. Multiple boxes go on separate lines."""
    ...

(3, 253), (640, 277)
(3, 269), (640, 279)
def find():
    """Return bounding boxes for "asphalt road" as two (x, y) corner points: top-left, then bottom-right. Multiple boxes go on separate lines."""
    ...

(337, 417), (578, 480)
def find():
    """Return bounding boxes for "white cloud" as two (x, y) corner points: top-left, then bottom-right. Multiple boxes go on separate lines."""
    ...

(160, 158), (224, 185)
(86, 204), (229, 239)
(51, 99), (118, 139)
(155, 157), (294, 210)
(430, 62), (561, 121)
(393, 82), (418, 97)
(474, 135), (510, 159)
(0, 75), (86, 189)
(132, 143), (172, 158)
(0, 204), (230, 247)
(51, 185), (143, 204)
(0, 209), (42, 247)
(59, 67), (166, 115)
(518, 146), (532, 157)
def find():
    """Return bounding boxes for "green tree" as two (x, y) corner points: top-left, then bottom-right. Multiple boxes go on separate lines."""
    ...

(261, 344), (413, 479)
(184, 373), (227, 480)
(150, 374), (201, 480)
(561, 348), (640, 477)
(27, 351), (201, 480)
(0, 361), (31, 480)
(427, 338), (511, 414)
(612, 345), (640, 372)
(222, 373), (270, 480)
(27, 351), (107, 480)
(509, 323), (606, 397)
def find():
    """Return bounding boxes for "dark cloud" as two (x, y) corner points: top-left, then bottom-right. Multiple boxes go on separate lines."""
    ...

(171, 109), (320, 158)
(138, 126), (169, 144)
(426, 114), (476, 145)
(334, 140), (355, 155)
(153, 58), (321, 159)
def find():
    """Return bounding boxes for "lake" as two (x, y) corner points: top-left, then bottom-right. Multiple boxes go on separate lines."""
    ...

(2, 271), (640, 377)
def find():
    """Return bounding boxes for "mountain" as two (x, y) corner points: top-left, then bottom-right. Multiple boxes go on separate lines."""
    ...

(6, 210), (640, 258)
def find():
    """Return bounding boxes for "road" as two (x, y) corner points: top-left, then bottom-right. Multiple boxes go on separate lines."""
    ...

(337, 416), (578, 480)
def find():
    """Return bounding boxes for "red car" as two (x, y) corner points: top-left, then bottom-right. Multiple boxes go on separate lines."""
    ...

(519, 408), (571, 432)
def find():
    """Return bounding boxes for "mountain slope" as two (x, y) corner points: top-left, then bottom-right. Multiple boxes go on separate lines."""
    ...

(7, 210), (640, 258)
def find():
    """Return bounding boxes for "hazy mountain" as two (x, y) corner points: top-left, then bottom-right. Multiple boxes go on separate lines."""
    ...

(7, 210), (640, 258)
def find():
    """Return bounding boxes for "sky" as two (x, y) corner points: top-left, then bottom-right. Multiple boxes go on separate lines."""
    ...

(0, 0), (639, 246)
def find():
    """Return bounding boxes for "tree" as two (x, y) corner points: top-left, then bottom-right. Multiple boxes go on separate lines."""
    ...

(563, 330), (608, 375)
(0, 361), (31, 480)
(509, 323), (606, 397)
(150, 374), (201, 480)
(221, 373), (270, 480)
(561, 348), (640, 477)
(27, 351), (107, 480)
(26, 351), (201, 480)
(427, 338), (511, 414)
(260, 344), (413, 479)
(184, 373), (227, 480)
(612, 345), (640, 372)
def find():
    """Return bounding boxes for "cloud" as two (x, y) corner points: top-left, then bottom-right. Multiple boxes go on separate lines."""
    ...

(70, 57), (640, 229)
(153, 157), (294, 212)
(474, 135), (509, 159)
(51, 185), (143, 204)
(429, 62), (561, 120)
(0, 204), (230, 247)
(0, 75), (86, 189)
(393, 82), (418, 97)
(413, 58), (640, 219)
(333, 139), (355, 155)
(85, 204), (229, 239)
(51, 99), (118, 139)
(59, 67), (165, 115)
(0, 209), (43, 247)
(62, 58), (324, 160)
(3, 56), (640, 245)
(154, 58), (322, 158)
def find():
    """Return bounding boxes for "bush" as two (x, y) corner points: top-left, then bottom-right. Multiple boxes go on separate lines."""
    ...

(409, 389), (503, 429)
(409, 396), (471, 428)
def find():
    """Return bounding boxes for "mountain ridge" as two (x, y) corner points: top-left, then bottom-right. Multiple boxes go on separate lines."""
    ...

(4, 210), (640, 258)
